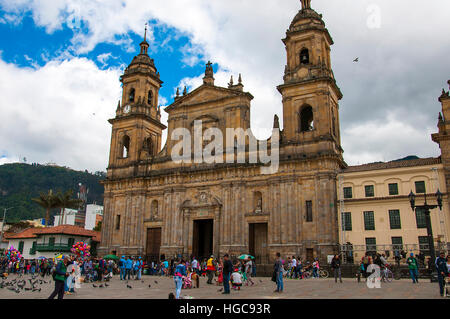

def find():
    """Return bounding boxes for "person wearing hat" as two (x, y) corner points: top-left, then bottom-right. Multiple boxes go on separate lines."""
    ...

(406, 253), (419, 283)
(206, 255), (215, 285)
(436, 251), (449, 297)
(48, 256), (69, 300)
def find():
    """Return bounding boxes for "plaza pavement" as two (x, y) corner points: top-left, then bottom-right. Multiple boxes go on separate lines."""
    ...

(0, 274), (445, 299)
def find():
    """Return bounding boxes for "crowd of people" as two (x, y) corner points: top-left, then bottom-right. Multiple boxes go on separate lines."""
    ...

(2, 250), (449, 299)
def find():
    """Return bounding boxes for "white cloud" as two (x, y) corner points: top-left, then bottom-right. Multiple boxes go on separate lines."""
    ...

(0, 0), (449, 170)
(0, 57), (121, 172)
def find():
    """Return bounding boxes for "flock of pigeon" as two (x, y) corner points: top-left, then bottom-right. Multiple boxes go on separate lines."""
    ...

(91, 279), (159, 290)
(0, 275), (47, 294)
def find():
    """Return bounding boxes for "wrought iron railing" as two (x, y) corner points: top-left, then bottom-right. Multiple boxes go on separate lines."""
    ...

(339, 243), (449, 264)
(34, 244), (72, 252)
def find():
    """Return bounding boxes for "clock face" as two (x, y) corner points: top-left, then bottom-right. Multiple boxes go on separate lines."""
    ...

(124, 105), (131, 114)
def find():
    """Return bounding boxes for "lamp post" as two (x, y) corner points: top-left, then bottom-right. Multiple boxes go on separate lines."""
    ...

(408, 188), (443, 282)
(0, 207), (14, 244)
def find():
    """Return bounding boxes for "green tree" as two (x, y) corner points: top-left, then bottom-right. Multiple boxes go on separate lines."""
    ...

(57, 190), (83, 225)
(31, 190), (60, 226)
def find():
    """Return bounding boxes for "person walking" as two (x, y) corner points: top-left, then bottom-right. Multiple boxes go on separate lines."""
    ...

(436, 251), (449, 297)
(331, 254), (343, 283)
(406, 253), (419, 284)
(222, 254), (233, 295)
(48, 256), (69, 300)
(173, 260), (186, 299)
(274, 252), (283, 293)
(206, 255), (215, 285)
(291, 256), (297, 279)
(245, 258), (254, 286)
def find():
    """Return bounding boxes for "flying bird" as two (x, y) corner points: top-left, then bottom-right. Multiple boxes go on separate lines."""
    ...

(353, 57), (359, 62)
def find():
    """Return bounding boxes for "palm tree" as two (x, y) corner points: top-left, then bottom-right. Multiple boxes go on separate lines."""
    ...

(32, 189), (60, 226)
(57, 190), (82, 225)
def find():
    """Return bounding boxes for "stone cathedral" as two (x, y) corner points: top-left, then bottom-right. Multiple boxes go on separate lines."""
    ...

(98, 1), (346, 263)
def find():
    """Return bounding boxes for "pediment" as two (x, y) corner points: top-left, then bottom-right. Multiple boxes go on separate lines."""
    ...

(165, 85), (252, 112)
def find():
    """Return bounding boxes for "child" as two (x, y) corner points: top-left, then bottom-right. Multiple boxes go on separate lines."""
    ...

(231, 269), (242, 290)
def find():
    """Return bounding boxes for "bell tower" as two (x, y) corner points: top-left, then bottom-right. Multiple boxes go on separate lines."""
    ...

(277, 0), (343, 158)
(432, 80), (450, 192)
(107, 26), (167, 173)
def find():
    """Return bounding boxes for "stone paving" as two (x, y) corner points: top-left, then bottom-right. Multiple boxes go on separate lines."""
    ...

(0, 274), (446, 299)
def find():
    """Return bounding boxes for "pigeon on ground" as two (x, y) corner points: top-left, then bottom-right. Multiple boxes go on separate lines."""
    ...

(25, 288), (32, 291)
(99, 284), (104, 288)
(127, 285), (132, 289)
(259, 280), (263, 283)
(141, 280), (144, 283)
(218, 288), (223, 292)
(93, 284), (97, 288)
(154, 280), (158, 284)
(105, 283), (109, 287)
(148, 285), (151, 288)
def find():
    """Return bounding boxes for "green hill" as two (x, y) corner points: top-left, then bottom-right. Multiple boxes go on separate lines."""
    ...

(0, 163), (105, 223)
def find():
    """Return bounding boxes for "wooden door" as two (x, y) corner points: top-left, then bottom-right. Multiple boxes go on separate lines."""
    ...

(146, 228), (161, 261)
(249, 223), (268, 263)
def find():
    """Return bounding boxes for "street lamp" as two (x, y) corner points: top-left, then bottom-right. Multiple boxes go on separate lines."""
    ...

(0, 207), (14, 244)
(408, 188), (443, 282)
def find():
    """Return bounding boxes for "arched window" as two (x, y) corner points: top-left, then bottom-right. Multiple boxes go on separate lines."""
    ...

(300, 48), (310, 65)
(129, 88), (135, 103)
(122, 135), (130, 158)
(254, 191), (262, 213)
(151, 200), (159, 219)
(299, 106), (314, 132)
(147, 90), (153, 106)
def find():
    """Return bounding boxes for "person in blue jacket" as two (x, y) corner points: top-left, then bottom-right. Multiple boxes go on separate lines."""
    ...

(119, 256), (126, 281)
(173, 260), (186, 299)
(125, 256), (133, 280)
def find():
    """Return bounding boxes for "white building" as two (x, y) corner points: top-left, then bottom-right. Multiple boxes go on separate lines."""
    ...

(54, 204), (103, 230)
(4, 225), (101, 260)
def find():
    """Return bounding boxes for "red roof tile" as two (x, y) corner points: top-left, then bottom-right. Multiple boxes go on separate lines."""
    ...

(4, 225), (101, 242)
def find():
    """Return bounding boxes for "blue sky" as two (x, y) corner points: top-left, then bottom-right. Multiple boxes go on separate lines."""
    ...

(0, 13), (209, 103)
(0, 0), (449, 172)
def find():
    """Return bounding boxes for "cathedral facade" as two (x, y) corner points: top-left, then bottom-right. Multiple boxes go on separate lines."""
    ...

(98, 1), (346, 263)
